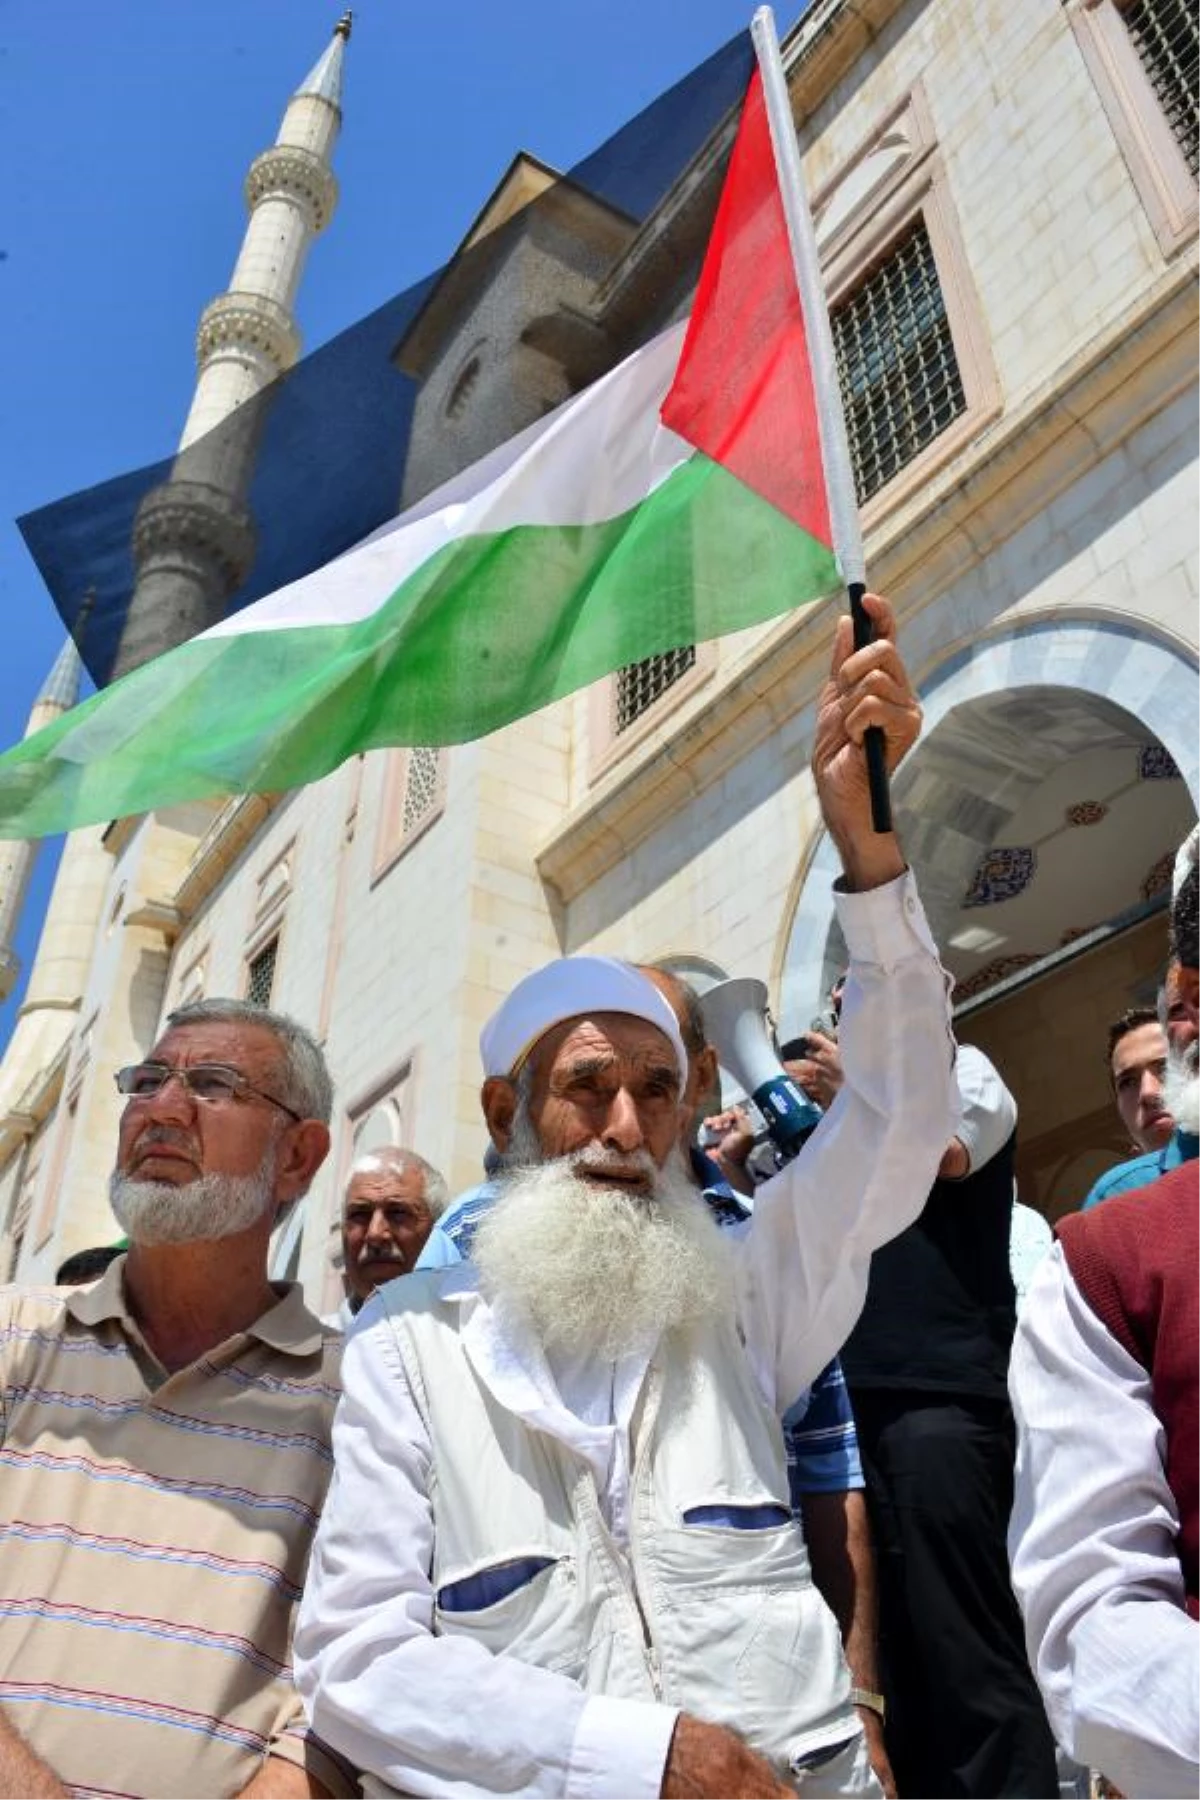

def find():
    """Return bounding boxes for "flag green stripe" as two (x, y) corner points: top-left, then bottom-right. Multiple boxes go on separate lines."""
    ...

(0, 454), (838, 839)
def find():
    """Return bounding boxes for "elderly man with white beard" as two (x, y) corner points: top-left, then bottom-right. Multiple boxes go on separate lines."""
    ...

(1008, 827), (1199, 1799)
(294, 594), (958, 1799)
(0, 999), (353, 1800)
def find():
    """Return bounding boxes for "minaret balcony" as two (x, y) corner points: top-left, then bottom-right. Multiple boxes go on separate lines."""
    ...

(245, 144), (338, 233)
(132, 480), (257, 593)
(195, 290), (301, 375)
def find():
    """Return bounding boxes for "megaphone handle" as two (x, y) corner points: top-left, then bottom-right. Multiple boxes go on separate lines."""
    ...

(848, 581), (894, 836)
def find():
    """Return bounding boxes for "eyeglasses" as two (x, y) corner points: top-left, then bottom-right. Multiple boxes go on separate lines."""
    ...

(114, 1062), (302, 1122)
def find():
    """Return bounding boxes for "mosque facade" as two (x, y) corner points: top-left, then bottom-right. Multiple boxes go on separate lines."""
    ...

(0, 0), (1196, 1312)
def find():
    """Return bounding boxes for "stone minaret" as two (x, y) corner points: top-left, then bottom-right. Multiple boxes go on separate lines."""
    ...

(0, 21), (351, 1282)
(114, 13), (351, 678)
(0, 641), (83, 1004)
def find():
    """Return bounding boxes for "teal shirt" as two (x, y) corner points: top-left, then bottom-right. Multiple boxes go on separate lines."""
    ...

(1082, 1127), (1199, 1210)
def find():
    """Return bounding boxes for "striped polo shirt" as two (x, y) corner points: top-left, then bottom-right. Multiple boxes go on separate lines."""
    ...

(0, 1258), (350, 1798)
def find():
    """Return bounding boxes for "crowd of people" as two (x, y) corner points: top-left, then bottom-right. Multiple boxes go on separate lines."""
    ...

(0, 596), (1195, 1799)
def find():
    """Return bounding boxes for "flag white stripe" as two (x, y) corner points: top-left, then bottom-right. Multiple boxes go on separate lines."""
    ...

(204, 321), (691, 642)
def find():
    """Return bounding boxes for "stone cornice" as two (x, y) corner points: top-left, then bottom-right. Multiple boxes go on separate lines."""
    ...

(245, 145), (338, 233)
(13, 995), (81, 1021)
(537, 258), (1198, 905)
(124, 900), (184, 941)
(173, 794), (281, 923)
(101, 814), (142, 859)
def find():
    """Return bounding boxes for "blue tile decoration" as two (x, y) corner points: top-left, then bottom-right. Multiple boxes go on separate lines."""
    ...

(963, 846), (1037, 907)
(953, 952), (1039, 1002)
(1142, 851), (1174, 900)
(1139, 745), (1181, 781)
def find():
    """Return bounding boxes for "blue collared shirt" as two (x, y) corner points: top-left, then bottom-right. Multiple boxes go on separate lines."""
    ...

(1081, 1127), (1198, 1211)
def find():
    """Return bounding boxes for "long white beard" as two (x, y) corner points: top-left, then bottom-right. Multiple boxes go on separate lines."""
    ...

(1163, 1037), (1200, 1138)
(109, 1155), (277, 1247)
(473, 1143), (734, 1361)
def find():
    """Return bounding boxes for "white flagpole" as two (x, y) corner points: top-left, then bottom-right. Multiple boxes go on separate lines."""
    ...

(750, 4), (862, 584)
(750, 4), (891, 830)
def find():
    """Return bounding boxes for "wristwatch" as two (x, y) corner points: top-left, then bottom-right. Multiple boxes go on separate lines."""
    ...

(850, 1687), (887, 1721)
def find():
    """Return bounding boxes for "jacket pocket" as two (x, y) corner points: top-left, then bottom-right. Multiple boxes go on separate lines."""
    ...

(433, 1554), (589, 1680)
(437, 1556), (555, 1613)
(682, 1502), (792, 1530)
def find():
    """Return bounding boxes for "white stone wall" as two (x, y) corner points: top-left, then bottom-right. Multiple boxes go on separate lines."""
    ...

(804, 0), (1166, 398)
(153, 710), (571, 1305)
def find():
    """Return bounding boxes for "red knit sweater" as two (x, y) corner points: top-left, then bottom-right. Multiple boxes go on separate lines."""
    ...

(1057, 1163), (1199, 1616)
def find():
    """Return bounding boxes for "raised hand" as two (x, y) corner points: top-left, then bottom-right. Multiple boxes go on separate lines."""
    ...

(812, 593), (920, 891)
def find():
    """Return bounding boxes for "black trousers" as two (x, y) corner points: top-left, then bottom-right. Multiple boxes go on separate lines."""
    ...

(849, 1389), (1060, 1799)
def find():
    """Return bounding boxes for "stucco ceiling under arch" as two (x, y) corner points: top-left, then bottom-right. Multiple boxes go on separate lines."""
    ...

(866, 685), (1193, 1000)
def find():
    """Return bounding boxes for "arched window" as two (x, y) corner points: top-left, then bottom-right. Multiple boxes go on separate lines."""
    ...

(446, 355), (481, 421)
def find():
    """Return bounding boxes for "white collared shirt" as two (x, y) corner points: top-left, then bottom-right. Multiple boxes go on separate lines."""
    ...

(1009, 1244), (1199, 1798)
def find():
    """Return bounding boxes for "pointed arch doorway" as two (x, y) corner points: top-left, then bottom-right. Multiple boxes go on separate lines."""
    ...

(779, 619), (1197, 1218)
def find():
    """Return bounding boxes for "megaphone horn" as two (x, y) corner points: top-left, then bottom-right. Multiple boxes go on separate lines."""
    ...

(697, 978), (822, 1161)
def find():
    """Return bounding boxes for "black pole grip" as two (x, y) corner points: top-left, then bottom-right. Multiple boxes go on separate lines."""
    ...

(847, 581), (894, 836)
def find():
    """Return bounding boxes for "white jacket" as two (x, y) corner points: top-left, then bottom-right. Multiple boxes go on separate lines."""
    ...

(380, 1279), (858, 1782)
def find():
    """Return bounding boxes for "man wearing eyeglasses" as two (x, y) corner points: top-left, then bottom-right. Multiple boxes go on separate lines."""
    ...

(0, 999), (354, 1800)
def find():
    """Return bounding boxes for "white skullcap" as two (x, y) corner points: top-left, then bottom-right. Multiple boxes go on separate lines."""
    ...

(480, 956), (689, 1083)
(1173, 824), (1198, 898)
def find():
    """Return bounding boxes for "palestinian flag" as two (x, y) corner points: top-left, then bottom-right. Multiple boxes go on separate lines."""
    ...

(0, 70), (839, 840)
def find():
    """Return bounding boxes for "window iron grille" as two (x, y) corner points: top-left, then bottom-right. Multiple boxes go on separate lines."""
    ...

(402, 747), (441, 838)
(615, 646), (697, 735)
(832, 219), (967, 505)
(1122, 0), (1199, 177)
(245, 936), (278, 1008)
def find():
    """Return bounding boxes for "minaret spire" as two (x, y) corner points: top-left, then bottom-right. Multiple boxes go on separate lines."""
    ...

(34, 638), (83, 714)
(113, 19), (350, 678)
(298, 13), (352, 106)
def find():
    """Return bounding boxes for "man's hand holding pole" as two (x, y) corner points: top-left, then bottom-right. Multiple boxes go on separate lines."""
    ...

(812, 591), (920, 891)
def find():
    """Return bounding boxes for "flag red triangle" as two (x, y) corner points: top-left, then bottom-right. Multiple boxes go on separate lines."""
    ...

(662, 69), (832, 547)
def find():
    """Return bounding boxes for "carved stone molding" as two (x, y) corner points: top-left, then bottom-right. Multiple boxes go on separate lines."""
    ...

(132, 481), (256, 591)
(245, 145), (338, 233)
(196, 291), (301, 374)
(173, 794), (281, 922)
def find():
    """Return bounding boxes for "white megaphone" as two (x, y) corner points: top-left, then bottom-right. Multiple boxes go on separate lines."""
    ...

(697, 977), (823, 1163)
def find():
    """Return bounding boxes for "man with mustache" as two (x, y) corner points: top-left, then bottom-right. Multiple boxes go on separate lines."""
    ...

(1009, 828), (1199, 1798)
(0, 999), (351, 1799)
(295, 597), (957, 1797)
(334, 1147), (449, 1325)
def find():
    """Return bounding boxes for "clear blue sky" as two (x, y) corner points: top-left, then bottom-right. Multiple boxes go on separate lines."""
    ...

(0, 0), (781, 1047)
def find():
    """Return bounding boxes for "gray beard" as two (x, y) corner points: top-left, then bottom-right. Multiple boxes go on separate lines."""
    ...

(1163, 1038), (1200, 1138)
(473, 1141), (735, 1361)
(109, 1156), (277, 1247)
